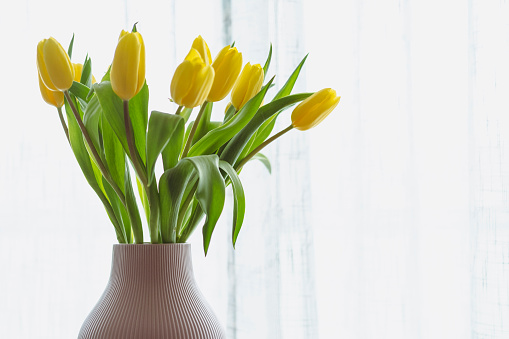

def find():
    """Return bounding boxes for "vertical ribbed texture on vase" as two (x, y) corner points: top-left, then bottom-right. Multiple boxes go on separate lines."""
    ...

(78, 244), (225, 339)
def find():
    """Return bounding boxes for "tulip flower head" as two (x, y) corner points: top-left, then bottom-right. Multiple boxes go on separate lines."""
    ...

(207, 45), (243, 102)
(38, 73), (64, 108)
(230, 62), (264, 110)
(291, 88), (340, 131)
(191, 36), (212, 66)
(170, 48), (215, 108)
(110, 30), (146, 101)
(37, 37), (74, 91)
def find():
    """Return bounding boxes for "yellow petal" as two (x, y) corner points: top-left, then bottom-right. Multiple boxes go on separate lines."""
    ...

(207, 46), (243, 102)
(191, 36), (212, 65)
(291, 88), (340, 131)
(38, 73), (64, 108)
(110, 32), (142, 100)
(43, 37), (74, 91)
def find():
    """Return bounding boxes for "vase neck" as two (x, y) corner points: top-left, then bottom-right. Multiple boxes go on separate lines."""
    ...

(109, 244), (194, 284)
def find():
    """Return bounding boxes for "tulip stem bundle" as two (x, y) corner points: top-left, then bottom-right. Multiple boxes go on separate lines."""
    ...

(37, 30), (340, 254)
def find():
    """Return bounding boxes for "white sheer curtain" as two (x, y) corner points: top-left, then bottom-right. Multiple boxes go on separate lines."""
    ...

(1, 0), (509, 338)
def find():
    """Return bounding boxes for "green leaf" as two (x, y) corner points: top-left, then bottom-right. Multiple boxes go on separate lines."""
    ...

(188, 77), (275, 157)
(81, 56), (93, 88)
(220, 93), (313, 166)
(161, 115), (186, 171)
(137, 178), (150, 223)
(250, 153), (271, 174)
(193, 102), (213, 144)
(68, 34), (75, 59)
(223, 103), (237, 123)
(64, 98), (126, 243)
(272, 54), (308, 101)
(94, 81), (128, 154)
(159, 155), (225, 254)
(263, 43), (272, 75)
(128, 82), (149, 163)
(184, 155), (225, 254)
(219, 160), (245, 247)
(159, 160), (195, 243)
(83, 95), (103, 154)
(69, 81), (91, 103)
(102, 114), (126, 195)
(146, 111), (185, 183)
(103, 180), (131, 243)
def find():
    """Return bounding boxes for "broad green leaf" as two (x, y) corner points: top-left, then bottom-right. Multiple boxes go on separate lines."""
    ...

(263, 43), (272, 75)
(193, 102), (213, 144)
(146, 111), (184, 183)
(69, 81), (91, 103)
(94, 81), (128, 153)
(219, 160), (245, 247)
(128, 82), (149, 163)
(102, 114), (126, 194)
(250, 153), (271, 174)
(83, 95), (103, 154)
(64, 98), (126, 243)
(124, 165), (143, 243)
(188, 77), (275, 157)
(272, 54), (308, 101)
(220, 93), (313, 166)
(159, 160), (195, 243)
(161, 115), (186, 171)
(184, 155), (225, 255)
(249, 113), (279, 152)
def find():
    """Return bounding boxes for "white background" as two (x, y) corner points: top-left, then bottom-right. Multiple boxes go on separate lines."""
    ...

(0, 0), (507, 338)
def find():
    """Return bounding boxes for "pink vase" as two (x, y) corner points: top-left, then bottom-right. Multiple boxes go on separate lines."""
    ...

(78, 243), (225, 339)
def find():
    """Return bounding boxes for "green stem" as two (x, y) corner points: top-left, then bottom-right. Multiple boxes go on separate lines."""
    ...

(57, 106), (70, 144)
(236, 124), (294, 170)
(175, 105), (183, 116)
(123, 100), (148, 186)
(181, 102), (208, 158)
(64, 91), (126, 206)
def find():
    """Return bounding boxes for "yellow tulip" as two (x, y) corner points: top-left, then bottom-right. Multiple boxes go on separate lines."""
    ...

(230, 62), (264, 110)
(73, 63), (97, 84)
(170, 48), (215, 108)
(191, 36), (212, 65)
(38, 73), (64, 108)
(291, 88), (340, 131)
(110, 30), (145, 100)
(37, 37), (74, 91)
(207, 45), (242, 102)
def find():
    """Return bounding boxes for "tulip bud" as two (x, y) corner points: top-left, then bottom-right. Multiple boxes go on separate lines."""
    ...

(207, 45), (243, 102)
(110, 30), (146, 100)
(37, 37), (74, 91)
(38, 73), (64, 108)
(191, 36), (212, 66)
(230, 62), (264, 110)
(170, 48), (215, 108)
(73, 63), (97, 84)
(291, 88), (340, 131)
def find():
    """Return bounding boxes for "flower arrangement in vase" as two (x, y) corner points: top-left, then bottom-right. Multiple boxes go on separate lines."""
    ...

(37, 24), (340, 339)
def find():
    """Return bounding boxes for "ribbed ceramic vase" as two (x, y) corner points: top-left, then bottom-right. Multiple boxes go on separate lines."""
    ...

(78, 243), (225, 339)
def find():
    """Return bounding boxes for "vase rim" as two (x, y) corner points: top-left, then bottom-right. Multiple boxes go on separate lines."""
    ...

(113, 243), (190, 247)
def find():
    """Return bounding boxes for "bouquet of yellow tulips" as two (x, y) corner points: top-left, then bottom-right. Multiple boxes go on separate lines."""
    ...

(37, 25), (340, 254)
